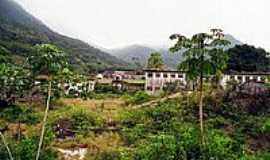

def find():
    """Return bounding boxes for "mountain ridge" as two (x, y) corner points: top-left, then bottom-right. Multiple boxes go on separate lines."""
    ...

(110, 34), (242, 69)
(0, 0), (129, 73)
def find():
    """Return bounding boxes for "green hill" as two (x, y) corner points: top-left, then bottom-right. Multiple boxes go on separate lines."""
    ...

(0, 0), (129, 73)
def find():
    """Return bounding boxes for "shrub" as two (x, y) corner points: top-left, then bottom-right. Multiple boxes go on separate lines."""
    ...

(121, 124), (148, 145)
(262, 118), (270, 133)
(0, 143), (9, 160)
(70, 110), (99, 134)
(15, 137), (57, 160)
(204, 129), (241, 160)
(134, 134), (178, 160)
(0, 105), (41, 124)
(96, 150), (122, 160)
(127, 91), (150, 104)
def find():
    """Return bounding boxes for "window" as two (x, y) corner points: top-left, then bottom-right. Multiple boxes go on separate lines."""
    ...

(163, 74), (168, 78)
(237, 76), (242, 81)
(148, 73), (153, 78)
(171, 74), (176, 78)
(156, 73), (161, 78)
(178, 74), (183, 78)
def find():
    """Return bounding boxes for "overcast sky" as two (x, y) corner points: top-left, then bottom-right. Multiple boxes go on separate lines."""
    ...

(16, 0), (270, 50)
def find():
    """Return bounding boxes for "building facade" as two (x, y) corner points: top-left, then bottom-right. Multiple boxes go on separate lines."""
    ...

(221, 72), (270, 87)
(144, 69), (187, 92)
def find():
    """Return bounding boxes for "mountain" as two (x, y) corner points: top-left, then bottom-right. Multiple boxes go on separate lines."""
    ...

(0, 0), (128, 73)
(110, 45), (182, 69)
(224, 34), (243, 48)
(110, 35), (242, 69)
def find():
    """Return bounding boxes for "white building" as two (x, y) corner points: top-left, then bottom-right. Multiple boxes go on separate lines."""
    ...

(144, 69), (186, 92)
(221, 72), (270, 87)
(63, 81), (96, 95)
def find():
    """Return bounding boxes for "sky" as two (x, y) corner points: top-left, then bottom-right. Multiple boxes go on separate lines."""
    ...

(15, 0), (270, 50)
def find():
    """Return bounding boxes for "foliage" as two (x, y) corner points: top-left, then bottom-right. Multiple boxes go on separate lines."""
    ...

(134, 134), (178, 160)
(0, 45), (11, 63)
(0, 0), (129, 73)
(170, 29), (231, 144)
(147, 52), (164, 69)
(262, 118), (270, 133)
(125, 91), (151, 105)
(0, 63), (31, 105)
(0, 105), (41, 124)
(96, 150), (122, 160)
(70, 110), (98, 134)
(227, 44), (270, 72)
(204, 129), (240, 160)
(170, 29), (230, 81)
(14, 136), (57, 160)
(27, 44), (68, 77)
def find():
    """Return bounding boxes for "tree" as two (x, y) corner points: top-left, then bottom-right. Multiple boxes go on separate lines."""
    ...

(227, 44), (270, 72)
(27, 44), (68, 160)
(0, 45), (31, 105)
(132, 57), (142, 69)
(147, 52), (164, 69)
(169, 29), (230, 145)
(209, 48), (229, 87)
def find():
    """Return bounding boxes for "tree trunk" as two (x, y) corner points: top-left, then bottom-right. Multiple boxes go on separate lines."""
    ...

(0, 131), (14, 160)
(199, 74), (205, 145)
(36, 81), (52, 160)
(199, 41), (205, 146)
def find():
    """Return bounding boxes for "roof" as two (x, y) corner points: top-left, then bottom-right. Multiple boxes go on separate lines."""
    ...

(225, 71), (270, 75)
(143, 69), (185, 73)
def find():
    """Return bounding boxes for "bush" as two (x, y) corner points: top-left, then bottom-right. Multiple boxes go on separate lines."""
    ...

(204, 129), (241, 160)
(70, 110), (99, 134)
(0, 105), (41, 124)
(134, 134), (178, 160)
(96, 150), (122, 160)
(121, 124), (148, 145)
(15, 136), (57, 160)
(127, 91), (150, 105)
(0, 143), (9, 160)
(262, 118), (270, 133)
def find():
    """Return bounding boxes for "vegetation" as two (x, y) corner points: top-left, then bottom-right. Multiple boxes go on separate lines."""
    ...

(147, 52), (164, 69)
(0, 2), (269, 159)
(119, 88), (270, 160)
(0, 0), (129, 74)
(27, 44), (69, 160)
(169, 29), (230, 144)
(227, 44), (270, 72)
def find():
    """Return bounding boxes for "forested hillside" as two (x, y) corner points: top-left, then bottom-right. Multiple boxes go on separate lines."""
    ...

(0, 0), (129, 73)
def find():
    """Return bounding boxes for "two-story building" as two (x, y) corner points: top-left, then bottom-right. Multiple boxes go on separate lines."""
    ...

(144, 69), (187, 92)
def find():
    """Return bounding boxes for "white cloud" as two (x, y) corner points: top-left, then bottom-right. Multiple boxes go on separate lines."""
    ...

(16, 0), (270, 50)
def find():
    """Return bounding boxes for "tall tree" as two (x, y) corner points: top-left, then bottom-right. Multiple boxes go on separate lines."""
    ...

(27, 44), (68, 160)
(147, 52), (164, 69)
(227, 44), (270, 72)
(170, 29), (230, 145)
